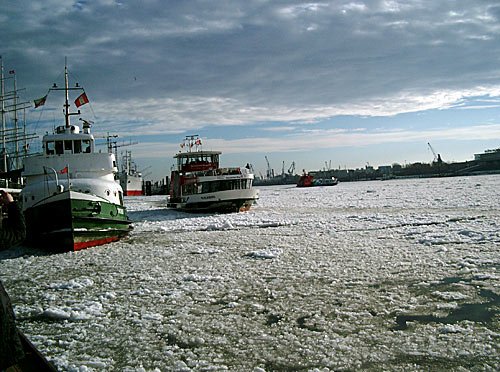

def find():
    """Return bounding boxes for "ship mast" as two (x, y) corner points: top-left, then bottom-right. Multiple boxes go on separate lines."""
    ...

(64, 61), (71, 128)
(1, 56), (6, 174)
(12, 70), (19, 169)
(50, 58), (83, 129)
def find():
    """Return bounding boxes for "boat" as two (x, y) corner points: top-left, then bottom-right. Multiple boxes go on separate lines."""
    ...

(19, 62), (131, 251)
(167, 135), (259, 213)
(297, 171), (339, 187)
(118, 150), (143, 196)
(0, 57), (37, 192)
(15, 331), (58, 371)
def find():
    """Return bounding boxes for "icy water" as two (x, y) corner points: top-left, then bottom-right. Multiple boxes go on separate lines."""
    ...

(1, 176), (499, 371)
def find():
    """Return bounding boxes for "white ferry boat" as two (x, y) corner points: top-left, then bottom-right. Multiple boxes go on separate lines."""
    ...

(20, 63), (131, 251)
(167, 136), (258, 213)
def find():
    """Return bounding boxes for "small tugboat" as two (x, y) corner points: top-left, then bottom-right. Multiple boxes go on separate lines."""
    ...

(20, 62), (131, 251)
(167, 135), (259, 213)
(297, 170), (339, 187)
(118, 150), (143, 196)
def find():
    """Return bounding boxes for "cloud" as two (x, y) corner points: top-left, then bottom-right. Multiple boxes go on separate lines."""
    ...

(3, 0), (500, 178)
(131, 123), (500, 159)
(69, 86), (500, 137)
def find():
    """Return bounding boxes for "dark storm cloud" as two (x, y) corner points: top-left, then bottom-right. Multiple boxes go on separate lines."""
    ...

(2, 0), (500, 133)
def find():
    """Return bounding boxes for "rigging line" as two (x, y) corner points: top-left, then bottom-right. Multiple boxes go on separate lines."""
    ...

(68, 68), (98, 122)
(27, 91), (50, 152)
(30, 88), (50, 134)
(87, 96), (97, 121)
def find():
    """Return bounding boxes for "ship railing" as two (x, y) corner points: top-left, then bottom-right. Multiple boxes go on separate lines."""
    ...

(190, 167), (251, 177)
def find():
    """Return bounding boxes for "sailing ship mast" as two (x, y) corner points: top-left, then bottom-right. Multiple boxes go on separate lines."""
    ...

(1, 57), (6, 175)
(0, 56), (36, 187)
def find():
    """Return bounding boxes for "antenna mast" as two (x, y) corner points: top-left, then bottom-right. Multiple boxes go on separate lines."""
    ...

(64, 58), (70, 128)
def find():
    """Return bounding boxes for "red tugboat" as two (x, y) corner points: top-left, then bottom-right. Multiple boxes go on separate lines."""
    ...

(297, 170), (339, 187)
(167, 136), (259, 213)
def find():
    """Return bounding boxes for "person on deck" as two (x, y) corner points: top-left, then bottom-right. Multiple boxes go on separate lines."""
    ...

(0, 190), (26, 370)
(0, 190), (26, 248)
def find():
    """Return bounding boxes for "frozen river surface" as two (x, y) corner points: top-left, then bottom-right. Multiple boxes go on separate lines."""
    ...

(1, 176), (499, 371)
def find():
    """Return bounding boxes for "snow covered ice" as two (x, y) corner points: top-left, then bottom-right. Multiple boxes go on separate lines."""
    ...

(1, 175), (499, 371)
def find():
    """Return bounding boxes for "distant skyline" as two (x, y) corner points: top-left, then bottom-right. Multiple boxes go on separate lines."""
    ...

(2, 1), (500, 180)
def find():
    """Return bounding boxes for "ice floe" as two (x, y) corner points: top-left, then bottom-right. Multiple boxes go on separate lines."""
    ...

(0, 175), (498, 371)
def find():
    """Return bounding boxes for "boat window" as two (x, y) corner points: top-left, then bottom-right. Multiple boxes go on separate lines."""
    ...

(83, 140), (91, 153)
(55, 141), (63, 155)
(64, 140), (73, 153)
(74, 140), (82, 154)
(46, 141), (55, 155)
(182, 184), (197, 195)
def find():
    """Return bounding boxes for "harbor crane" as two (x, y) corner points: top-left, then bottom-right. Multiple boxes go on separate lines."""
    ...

(427, 142), (443, 164)
(288, 161), (295, 175)
(265, 155), (273, 179)
(246, 163), (255, 174)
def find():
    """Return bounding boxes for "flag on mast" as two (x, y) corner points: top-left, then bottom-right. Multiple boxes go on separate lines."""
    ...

(34, 95), (47, 108)
(74, 92), (89, 108)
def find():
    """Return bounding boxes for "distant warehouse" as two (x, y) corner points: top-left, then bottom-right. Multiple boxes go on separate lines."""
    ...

(474, 148), (500, 162)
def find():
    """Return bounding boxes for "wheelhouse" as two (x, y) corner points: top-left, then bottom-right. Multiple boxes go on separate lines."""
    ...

(43, 125), (94, 156)
(175, 150), (221, 173)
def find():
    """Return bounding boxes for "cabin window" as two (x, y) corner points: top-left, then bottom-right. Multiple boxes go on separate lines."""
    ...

(74, 140), (82, 154)
(182, 183), (200, 195)
(83, 140), (91, 153)
(64, 140), (73, 153)
(46, 141), (55, 155)
(55, 141), (63, 155)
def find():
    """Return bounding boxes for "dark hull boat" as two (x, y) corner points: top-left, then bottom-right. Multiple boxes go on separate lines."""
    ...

(24, 190), (130, 251)
(20, 62), (131, 251)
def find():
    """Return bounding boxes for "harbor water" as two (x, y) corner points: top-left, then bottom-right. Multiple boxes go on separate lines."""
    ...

(1, 175), (499, 371)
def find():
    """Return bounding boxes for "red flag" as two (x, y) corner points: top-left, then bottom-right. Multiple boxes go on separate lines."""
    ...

(195, 139), (202, 145)
(60, 166), (68, 174)
(74, 92), (89, 108)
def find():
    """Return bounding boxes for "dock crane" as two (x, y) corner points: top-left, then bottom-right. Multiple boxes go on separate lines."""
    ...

(427, 142), (443, 164)
(265, 156), (272, 179)
(288, 161), (295, 175)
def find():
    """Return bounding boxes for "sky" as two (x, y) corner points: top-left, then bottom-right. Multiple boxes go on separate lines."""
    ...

(2, 0), (500, 180)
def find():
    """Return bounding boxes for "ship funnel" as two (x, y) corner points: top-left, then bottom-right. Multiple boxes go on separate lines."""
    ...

(80, 119), (92, 134)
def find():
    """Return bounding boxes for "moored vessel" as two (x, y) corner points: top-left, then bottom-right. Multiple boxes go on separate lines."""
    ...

(20, 62), (131, 251)
(167, 135), (259, 213)
(0, 57), (36, 192)
(118, 150), (143, 196)
(297, 170), (339, 187)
